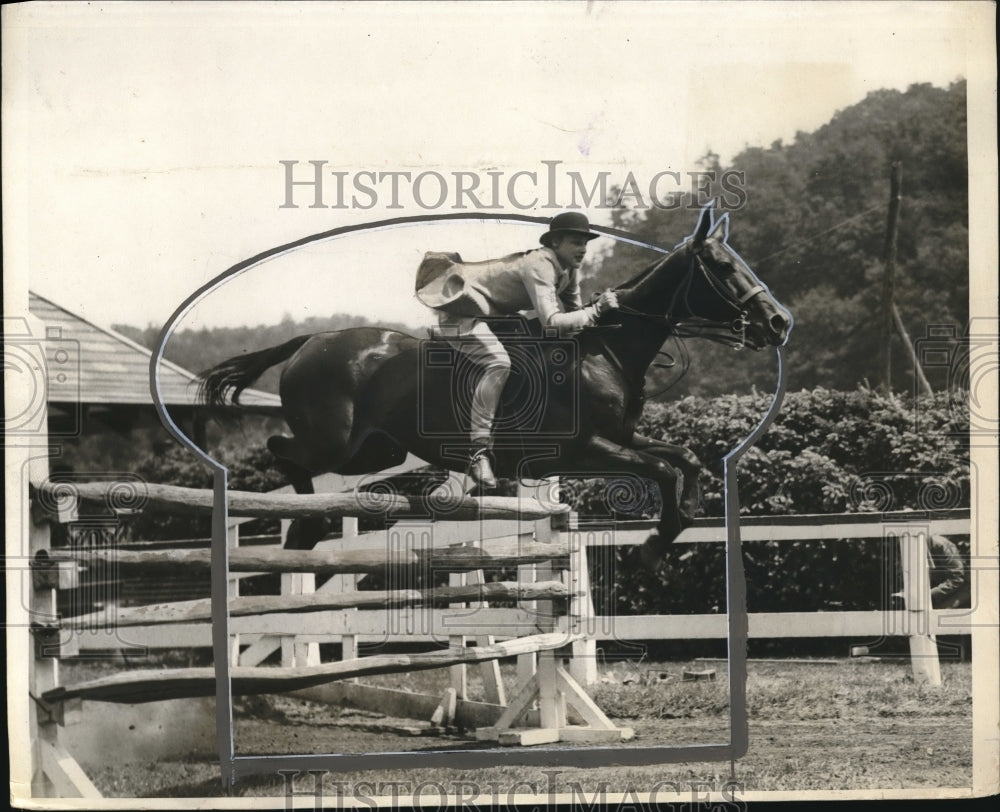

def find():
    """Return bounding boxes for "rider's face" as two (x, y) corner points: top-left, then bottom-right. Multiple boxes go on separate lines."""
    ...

(551, 234), (590, 270)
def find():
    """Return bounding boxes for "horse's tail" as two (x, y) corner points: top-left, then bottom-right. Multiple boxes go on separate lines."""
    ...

(197, 334), (313, 408)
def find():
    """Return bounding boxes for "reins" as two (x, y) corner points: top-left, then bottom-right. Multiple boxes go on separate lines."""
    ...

(589, 243), (767, 399)
(613, 247), (765, 351)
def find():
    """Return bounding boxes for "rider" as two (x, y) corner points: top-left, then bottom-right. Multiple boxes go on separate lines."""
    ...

(415, 212), (620, 491)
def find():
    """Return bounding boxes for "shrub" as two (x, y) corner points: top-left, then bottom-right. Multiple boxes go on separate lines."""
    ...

(124, 443), (291, 541)
(572, 386), (970, 615)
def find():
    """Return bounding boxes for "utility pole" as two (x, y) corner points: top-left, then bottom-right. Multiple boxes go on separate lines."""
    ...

(881, 163), (901, 393)
(880, 163), (933, 396)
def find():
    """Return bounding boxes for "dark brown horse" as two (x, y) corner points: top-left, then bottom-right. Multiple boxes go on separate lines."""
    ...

(199, 203), (792, 554)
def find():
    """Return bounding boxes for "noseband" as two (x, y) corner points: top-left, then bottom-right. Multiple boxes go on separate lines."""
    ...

(615, 247), (766, 350)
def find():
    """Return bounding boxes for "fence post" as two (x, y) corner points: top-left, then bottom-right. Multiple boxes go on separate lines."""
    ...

(515, 482), (538, 691)
(24, 440), (98, 796)
(448, 569), (468, 701)
(339, 516), (360, 676)
(568, 511), (599, 686)
(227, 520), (242, 666)
(892, 525), (942, 685)
(467, 568), (506, 705)
(533, 498), (567, 736)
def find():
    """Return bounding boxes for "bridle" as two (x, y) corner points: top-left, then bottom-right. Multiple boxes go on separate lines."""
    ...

(614, 245), (766, 351)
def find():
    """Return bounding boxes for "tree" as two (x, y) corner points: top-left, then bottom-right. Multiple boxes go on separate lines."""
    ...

(587, 81), (969, 396)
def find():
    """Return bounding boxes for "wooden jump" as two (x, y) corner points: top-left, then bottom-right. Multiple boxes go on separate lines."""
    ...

(68, 580), (573, 627)
(32, 473), (633, 762)
(41, 633), (579, 704)
(34, 480), (568, 521)
(25, 434), (627, 801)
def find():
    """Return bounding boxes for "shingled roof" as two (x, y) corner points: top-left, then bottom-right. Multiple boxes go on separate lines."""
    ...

(28, 292), (281, 410)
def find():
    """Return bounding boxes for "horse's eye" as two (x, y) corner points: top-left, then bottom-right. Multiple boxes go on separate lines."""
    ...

(713, 258), (736, 276)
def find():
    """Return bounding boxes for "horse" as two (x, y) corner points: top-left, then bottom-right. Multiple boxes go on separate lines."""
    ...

(198, 202), (792, 558)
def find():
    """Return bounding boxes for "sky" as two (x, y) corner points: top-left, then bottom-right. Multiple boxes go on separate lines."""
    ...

(3, 1), (991, 336)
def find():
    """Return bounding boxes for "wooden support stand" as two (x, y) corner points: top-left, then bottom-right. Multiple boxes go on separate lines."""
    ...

(473, 483), (631, 746)
(475, 660), (633, 746)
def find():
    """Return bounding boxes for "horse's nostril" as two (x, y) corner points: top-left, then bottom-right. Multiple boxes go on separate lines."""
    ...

(770, 314), (788, 334)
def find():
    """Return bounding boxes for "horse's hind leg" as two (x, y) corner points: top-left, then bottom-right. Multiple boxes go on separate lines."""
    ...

(267, 435), (332, 551)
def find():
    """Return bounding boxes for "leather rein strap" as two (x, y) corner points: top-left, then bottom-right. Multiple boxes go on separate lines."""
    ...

(614, 250), (765, 349)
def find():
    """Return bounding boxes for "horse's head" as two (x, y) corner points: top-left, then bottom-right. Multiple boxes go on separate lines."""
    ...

(670, 201), (792, 350)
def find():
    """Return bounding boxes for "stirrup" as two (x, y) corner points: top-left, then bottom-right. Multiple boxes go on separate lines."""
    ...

(466, 448), (497, 490)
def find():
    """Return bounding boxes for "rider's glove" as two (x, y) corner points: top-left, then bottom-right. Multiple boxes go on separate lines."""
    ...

(593, 290), (620, 318)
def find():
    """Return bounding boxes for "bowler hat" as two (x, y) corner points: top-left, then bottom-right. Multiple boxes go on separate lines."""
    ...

(539, 212), (600, 247)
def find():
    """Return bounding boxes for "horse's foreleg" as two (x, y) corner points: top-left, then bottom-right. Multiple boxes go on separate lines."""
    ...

(577, 436), (687, 563)
(630, 434), (704, 522)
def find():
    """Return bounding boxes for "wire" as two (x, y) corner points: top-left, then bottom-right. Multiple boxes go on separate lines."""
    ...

(753, 203), (885, 266)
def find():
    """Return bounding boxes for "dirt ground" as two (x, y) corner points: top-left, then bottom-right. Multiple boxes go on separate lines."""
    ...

(63, 659), (974, 800)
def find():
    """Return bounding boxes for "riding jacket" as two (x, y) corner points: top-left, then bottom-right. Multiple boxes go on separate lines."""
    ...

(415, 247), (597, 334)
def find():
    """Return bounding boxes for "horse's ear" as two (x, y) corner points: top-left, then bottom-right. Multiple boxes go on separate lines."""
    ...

(707, 212), (730, 243)
(691, 199), (715, 247)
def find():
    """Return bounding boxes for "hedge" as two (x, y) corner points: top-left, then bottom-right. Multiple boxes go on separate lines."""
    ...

(574, 386), (970, 616)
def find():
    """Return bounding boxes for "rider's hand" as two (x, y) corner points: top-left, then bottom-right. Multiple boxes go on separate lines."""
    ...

(594, 290), (619, 317)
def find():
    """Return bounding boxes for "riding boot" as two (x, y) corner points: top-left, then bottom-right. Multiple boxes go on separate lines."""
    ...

(427, 443), (497, 502)
(466, 444), (497, 490)
(465, 363), (503, 492)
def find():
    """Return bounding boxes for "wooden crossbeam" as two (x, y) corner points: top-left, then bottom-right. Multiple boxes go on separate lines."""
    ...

(59, 538), (569, 574)
(43, 633), (580, 705)
(34, 480), (567, 521)
(67, 581), (572, 627)
(582, 610), (975, 639)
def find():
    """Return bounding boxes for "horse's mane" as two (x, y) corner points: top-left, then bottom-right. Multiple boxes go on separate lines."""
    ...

(612, 245), (679, 293)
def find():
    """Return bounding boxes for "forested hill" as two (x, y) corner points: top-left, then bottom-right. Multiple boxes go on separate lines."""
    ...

(587, 80), (968, 396)
(114, 314), (422, 394)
